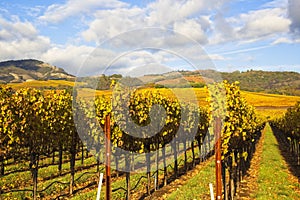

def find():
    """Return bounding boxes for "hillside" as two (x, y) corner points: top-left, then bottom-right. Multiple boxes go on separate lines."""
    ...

(1, 59), (299, 96)
(0, 59), (74, 83)
(139, 69), (300, 96)
(221, 70), (300, 96)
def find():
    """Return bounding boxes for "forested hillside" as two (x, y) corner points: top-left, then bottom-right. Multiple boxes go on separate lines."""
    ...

(221, 70), (300, 96)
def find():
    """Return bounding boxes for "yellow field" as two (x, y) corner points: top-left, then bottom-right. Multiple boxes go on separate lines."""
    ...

(241, 91), (300, 108)
(3, 80), (299, 119)
(152, 88), (299, 119)
(240, 91), (300, 119)
(255, 109), (287, 121)
(130, 88), (299, 119)
(137, 87), (209, 106)
(77, 88), (112, 99)
(5, 80), (77, 89)
(150, 88), (300, 107)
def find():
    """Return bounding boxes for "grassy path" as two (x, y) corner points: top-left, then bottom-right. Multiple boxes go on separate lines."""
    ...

(254, 123), (300, 199)
(163, 123), (300, 200)
(145, 157), (215, 200)
(166, 159), (215, 200)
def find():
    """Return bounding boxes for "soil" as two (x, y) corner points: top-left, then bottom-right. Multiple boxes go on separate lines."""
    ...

(235, 130), (265, 200)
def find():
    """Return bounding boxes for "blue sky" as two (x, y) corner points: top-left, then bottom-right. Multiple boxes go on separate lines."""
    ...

(0, 0), (300, 76)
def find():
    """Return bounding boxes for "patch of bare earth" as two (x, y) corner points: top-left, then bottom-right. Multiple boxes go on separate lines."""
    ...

(236, 130), (265, 200)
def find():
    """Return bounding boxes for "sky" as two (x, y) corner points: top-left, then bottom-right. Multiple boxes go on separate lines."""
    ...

(0, 0), (300, 76)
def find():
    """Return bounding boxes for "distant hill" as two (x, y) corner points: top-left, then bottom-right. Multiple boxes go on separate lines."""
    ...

(139, 70), (211, 88)
(1, 59), (299, 96)
(221, 70), (300, 96)
(139, 69), (300, 96)
(0, 59), (74, 83)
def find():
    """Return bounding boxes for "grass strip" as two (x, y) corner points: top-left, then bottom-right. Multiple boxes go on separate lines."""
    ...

(166, 160), (215, 200)
(254, 124), (300, 199)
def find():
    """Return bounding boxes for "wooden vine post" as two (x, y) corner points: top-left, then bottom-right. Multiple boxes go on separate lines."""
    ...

(215, 117), (222, 200)
(208, 83), (225, 200)
(105, 114), (112, 200)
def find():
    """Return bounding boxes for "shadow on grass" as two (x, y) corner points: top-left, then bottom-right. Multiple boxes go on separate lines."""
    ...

(270, 125), (300, 182)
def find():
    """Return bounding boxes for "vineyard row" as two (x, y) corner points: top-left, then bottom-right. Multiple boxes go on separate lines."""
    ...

(0, 81), (265, 199)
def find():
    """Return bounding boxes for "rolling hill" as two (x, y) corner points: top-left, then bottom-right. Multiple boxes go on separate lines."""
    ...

(139, 69), (300, 96)
(221, 70), (300, 96)
(0, 59), (74, 83)
(0, 59), (299, 96)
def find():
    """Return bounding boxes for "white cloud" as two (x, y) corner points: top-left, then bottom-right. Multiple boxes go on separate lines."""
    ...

(173, 19), (208, 44)
(0, 18), (38, 41)
(146, 0), (223, 27)
(1, 0), (299, 75)
(39, 0), (128, 23)
(0, 37), (50, 61)
(41, 45), (168, 76)
(0, 8), (9, 15)
(0, 13), (213, 76)
(288, 0), (300, 36)
(262, 0), (288, 9)
(210, 7), (291, 44)
(208, 54), (227, 61)
(40, 43), (218, 76)
(41, 45), (113, 76)
(218, 45), (271, 55)
(82, 7), (145, 43)
(80, 1), (216, 49)
(0, 17), (50, 61)
(237, 8), (291, 40)
(25, 6), (44, 18)
(271, 37), (292, 44)
(81, 0), (222, 45)
(209, 13), (236, 44)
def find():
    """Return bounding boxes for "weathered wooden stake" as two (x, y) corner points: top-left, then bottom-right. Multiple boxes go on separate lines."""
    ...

(105, 114), (112, 200)
(215, 117), (222, 200)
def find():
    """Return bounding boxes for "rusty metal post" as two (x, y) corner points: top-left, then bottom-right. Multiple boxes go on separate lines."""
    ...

(215, 117), (222, 200)
(105, 114), (111, 200)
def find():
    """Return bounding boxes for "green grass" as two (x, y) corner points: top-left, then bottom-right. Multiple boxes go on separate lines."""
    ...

(70, 171), (150, 200)
(167, 160), (215, 200)
(0, 154), (100, 199)
(1, 142), (208, 199)
(1, 155), (96, 190)
(254, 124), (300, 200)
(71, 144), (207, 200)
(167, 124), (300, 200)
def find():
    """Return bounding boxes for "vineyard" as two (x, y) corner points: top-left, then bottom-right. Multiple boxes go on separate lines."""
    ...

(0, 80), (299, 200)
(271, 102), (300, 166)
